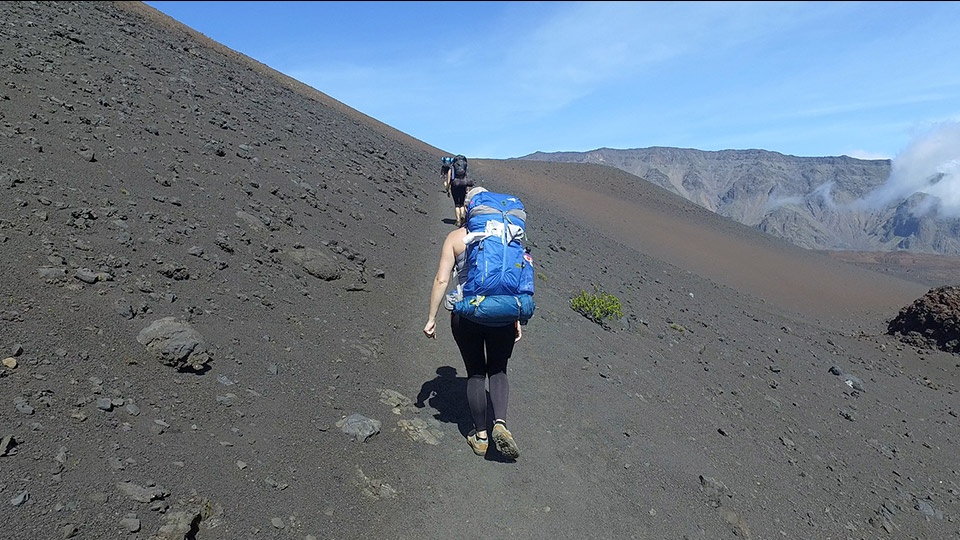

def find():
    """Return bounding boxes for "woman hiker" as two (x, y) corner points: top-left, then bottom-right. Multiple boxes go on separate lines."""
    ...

(423, 187), (522, 459)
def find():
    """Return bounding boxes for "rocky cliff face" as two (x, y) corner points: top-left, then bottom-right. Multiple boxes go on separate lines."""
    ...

(520, 147), (960, 255)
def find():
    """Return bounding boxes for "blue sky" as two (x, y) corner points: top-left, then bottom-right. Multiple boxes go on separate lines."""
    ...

(145, 1), (960, 161)
(144, 1), (960, 217)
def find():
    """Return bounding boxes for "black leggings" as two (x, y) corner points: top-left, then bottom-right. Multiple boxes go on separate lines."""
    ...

(450, 314), (516, 433)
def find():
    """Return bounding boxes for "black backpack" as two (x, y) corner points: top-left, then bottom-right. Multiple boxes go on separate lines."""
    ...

(451, 155), (471, 188)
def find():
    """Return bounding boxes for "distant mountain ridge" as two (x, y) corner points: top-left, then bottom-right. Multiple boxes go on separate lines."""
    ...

(519, 147), (960, 255)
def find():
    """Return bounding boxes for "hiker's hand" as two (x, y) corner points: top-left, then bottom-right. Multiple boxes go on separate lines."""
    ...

(514, 321), (522, 343)
(423, 320), (437, 339)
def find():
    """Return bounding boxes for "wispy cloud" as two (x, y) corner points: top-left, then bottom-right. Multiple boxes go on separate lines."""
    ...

(856, 121), (960, 218)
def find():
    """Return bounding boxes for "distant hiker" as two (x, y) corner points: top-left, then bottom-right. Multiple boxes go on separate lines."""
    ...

(448, 154), (473, 226)
(423, 186), (535, 460)
(440, 156), (453, 197)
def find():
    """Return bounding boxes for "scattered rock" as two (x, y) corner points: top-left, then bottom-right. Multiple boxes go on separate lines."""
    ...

(10, 490), (29, 506)
(37, 266), (67, 279)
(116, 481), (167, 503)
(0, 434), (17, 456)
(828, 365), (865, 392)
(286, 247), (342, 281)
(235, 210), (266, 231)
(698, 475), (727, 508)
(74, 268), (111, 284)
(113, 298), (136, 319)
(398, 417), (443, 445)
(379, 388), (412, 412)
(14, 398), (34, 415)
(356, 467), (396, 500)
(119, 514), (141, 533)
(151, 509), (201, 540)
(136, 317), (211, 371)
(337, 413), (381, 442)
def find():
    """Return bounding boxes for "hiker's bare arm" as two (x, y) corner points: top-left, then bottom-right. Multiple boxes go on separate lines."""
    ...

(515, 320), (522, 342)
(423, 230), (461, 338)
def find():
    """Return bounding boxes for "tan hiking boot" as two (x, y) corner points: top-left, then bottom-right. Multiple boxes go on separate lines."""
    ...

(467, 432), (488, 456)
(492, 421), (519, 459)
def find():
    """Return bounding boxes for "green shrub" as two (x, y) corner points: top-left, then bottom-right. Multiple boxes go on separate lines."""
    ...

(570, 286), (623, 326)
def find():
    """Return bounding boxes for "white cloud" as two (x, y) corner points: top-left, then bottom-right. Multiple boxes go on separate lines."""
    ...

(767, 181), (838, 212)
(856, 121), (960, 217)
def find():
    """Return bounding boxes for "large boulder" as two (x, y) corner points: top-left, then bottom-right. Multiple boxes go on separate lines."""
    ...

(286, 247), (342, 281)
(136, 317), (211, 371)
(887, 286), (960, 354)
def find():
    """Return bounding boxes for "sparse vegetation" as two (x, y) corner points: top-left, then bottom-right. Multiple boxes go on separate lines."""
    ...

(570, 285), (623, 326)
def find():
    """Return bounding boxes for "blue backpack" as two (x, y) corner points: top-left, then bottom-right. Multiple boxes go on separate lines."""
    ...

(450, 191), (536, 325)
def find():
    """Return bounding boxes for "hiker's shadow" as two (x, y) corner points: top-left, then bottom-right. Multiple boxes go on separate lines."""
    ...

(416, 366), (513, 462)
(415, 366), (472, 435)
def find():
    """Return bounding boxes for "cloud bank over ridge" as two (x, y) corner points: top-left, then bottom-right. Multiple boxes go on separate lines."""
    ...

(856, 121), (960, 218)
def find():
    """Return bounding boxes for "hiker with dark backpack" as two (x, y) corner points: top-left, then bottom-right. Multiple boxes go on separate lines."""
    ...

(423, 186), (535, 460)
(448, 154), (473, 226)
(440, 156), (453, 197)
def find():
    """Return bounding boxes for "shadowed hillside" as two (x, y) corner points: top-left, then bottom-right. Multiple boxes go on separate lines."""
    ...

(1, 3), (958, 540)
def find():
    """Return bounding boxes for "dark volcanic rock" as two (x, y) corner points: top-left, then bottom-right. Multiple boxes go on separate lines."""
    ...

(888, 286), (960, 353)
